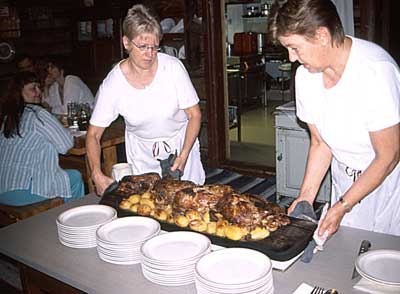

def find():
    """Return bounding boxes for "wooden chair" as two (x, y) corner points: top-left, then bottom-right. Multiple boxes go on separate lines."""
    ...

(0, 198), (64, 227)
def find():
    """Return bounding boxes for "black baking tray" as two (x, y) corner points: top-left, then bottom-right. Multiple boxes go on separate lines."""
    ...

(99, 192), (317, 261)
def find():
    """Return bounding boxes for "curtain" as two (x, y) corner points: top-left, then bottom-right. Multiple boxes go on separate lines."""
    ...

(331, 0), (354, 36)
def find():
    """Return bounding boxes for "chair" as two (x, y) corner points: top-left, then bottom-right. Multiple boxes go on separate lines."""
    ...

(0, 198), (64, 227)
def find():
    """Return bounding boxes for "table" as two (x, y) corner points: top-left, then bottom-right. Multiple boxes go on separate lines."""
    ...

(0, 194), (399, 294)
(60, 119), (125, 193)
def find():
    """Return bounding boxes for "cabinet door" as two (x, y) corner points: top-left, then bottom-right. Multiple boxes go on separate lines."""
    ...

(276, 127), (331, 202)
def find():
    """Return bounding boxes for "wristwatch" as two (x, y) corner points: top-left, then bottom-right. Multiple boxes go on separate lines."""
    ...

(339, 197), (352, 213)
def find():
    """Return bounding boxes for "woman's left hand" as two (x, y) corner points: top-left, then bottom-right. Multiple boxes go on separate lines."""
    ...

(318, 204), (346, 237)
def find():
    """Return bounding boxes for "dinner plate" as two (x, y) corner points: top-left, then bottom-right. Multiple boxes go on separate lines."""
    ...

(356, 250), (400, 286)
(96, 216), (160, 244)
(57, 205), (116, 228)
(195, 248), (272, 287)
(141, 231), (211, 263)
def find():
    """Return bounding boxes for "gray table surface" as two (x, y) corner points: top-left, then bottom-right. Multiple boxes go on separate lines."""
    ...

(0, 194), (399, 294)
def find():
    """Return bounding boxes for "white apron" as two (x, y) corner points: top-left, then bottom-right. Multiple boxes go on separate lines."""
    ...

(331, 158), (400, 235)
(125, 123), (205, 185)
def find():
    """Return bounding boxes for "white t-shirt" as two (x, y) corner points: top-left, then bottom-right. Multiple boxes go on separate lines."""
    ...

(90, 53), (205, 184)
(295, 37), (400, 235)
(44, 75), (94, 115)
(296, 37), (400, 171)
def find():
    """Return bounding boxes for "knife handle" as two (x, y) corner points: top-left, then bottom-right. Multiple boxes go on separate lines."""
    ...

(358, 240), (371, 255)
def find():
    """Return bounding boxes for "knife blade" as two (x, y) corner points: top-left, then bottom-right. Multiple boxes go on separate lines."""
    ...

(351, 240), (371, 279)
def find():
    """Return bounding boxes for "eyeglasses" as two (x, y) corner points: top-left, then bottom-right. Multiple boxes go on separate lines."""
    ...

(131, 40), (160, 52)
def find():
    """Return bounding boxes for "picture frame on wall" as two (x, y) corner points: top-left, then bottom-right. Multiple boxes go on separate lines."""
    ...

(83, 0), (94, 7)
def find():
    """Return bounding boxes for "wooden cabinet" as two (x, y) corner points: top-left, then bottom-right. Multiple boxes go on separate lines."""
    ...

(14, 1), (75, 57)
(73, 3), (127, 92)
(19, 263), (84, 294)
(148, 0), (204, 72)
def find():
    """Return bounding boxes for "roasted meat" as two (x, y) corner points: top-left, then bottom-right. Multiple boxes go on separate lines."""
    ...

(151, 178), (196, 206)
(216, 193), (289, 229)
(216, 193), (263, 227)
(172, 185), (230, 214)
(114, 172), (161, 196)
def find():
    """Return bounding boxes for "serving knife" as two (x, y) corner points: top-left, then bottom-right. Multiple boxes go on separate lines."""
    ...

(351, 240), (371, 279)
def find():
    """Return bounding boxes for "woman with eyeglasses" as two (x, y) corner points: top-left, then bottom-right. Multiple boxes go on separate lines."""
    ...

(0, 72), (85, 205)
(268, 0), (400, 236)
(87, 4), (205, 195)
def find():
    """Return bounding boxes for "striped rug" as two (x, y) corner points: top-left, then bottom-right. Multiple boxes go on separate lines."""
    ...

(205, 168), (325, 215)
(205, 168), (277, 201)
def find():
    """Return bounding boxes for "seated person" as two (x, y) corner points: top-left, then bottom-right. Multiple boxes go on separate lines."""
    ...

(0, 72), (85, 205)
(42, 57), (94, 115)
(15, 54), (36, 73)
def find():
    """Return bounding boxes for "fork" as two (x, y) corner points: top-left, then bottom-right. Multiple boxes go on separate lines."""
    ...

(311, 286), (325, 294)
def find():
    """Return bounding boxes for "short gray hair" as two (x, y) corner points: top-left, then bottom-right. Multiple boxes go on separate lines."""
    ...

(123, 4), (162, 41)
(268, 0), (345, 47)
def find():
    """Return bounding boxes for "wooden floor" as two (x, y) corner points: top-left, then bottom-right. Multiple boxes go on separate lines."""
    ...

(0, 279), (20, 294)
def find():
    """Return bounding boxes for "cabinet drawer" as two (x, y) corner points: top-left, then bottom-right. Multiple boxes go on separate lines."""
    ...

(275, 112), (308, 130)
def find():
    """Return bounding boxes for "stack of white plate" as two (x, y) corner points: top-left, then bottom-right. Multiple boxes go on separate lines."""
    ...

(96, 216), (160, 265)
(56, 205), (117, 248)
(140, 231), (211, 286)
(194, 248), (274, 294)
(355, 249), (400, 289)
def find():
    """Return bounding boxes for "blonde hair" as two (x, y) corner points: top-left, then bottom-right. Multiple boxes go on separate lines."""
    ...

(123, 4), (162, 41)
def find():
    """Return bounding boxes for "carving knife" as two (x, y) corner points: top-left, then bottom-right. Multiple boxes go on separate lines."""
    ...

(351, 240), (371, 279)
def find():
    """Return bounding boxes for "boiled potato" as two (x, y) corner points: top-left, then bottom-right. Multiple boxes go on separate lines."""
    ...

(189, 219), (207, 232)
(137, 204), (152, 216)
(127, 194), (141, 204)
(151, 209), (168, 221)
(119, 199), (131, 210)
(250, 227), (270, 240)
(174, 215), (189, 228)
(140, 198), (155, 209)
(129, 203), (140, 213)
(186, 210), (202, 222)
(224, 225), (243, 241)
(206, 222), (217, 235)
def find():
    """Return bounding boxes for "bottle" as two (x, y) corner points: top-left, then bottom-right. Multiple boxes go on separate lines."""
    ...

(78, 109), (89, 131)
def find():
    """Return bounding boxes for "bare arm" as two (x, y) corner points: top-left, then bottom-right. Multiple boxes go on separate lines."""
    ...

(319, 123), (400, 236)
(287, 123), (332, 214)
(171, 104), (202, 172)
(86, 124), (114, 195)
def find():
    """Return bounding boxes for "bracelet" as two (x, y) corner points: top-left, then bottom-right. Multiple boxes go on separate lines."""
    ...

(339, 197), (352, 213)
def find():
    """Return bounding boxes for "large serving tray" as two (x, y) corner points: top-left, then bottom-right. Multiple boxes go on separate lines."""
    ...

(99, 191), (317, 261)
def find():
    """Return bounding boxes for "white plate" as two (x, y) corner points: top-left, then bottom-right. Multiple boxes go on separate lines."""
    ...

(356, 250), (400, 286)
(141, 231), (211, 263)
(195, 248), (272, 286)
(160, 18), (175, 33)
(57, 205), (116, 228)
(96, 217), (160, 244)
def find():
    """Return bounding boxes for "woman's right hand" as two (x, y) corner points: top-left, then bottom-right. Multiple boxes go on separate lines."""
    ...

(287, 196), (314, 215)
(92, 172), (114, 196)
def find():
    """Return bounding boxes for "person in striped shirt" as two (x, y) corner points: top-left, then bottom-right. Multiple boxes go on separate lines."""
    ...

(0, 72), (85, 205)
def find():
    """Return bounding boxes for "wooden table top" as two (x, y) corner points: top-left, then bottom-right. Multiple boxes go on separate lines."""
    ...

(69, 119), (125, 156)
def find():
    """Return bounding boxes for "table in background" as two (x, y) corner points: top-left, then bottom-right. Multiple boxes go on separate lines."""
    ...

(0, 194), (399, 294)
(60, 119), (125, 193)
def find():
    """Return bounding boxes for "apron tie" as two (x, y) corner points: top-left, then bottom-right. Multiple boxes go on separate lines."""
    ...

(345, 166), (362, 182)
(152, 141), (172, 157)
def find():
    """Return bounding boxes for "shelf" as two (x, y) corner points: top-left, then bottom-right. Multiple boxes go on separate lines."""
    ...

(226, 0), (261, 4)
(163, 33), (184, 41)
